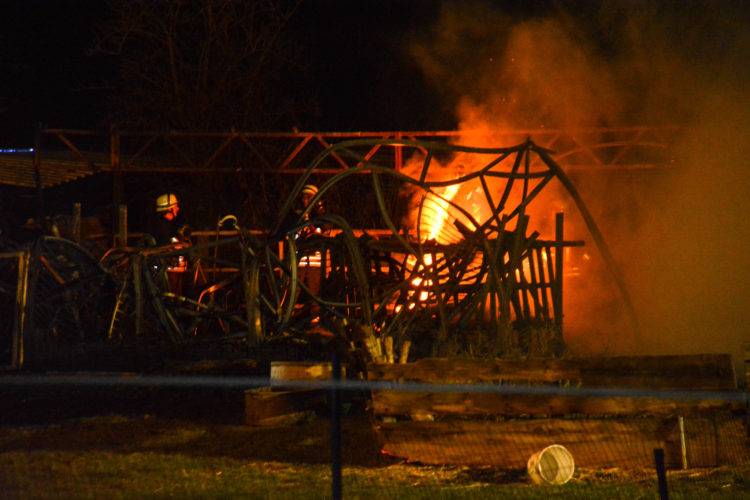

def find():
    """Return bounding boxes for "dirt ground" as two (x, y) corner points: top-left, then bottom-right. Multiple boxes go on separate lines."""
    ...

(0, 372), (398, 469)
(2, 374), (748, 493)
(0, 412), (395, 468)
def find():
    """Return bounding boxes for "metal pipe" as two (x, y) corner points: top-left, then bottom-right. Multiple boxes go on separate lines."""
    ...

(679, 415), (688, 469)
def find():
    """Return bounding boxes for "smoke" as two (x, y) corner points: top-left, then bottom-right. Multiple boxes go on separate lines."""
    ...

(630, 90), (750, 355)
(408, 1), (750, 368)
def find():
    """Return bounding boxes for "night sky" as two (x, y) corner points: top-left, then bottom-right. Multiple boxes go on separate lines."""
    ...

(1, 0), (444, 145)
(1, 0), (106, 145)
(0, 0), (618, 146)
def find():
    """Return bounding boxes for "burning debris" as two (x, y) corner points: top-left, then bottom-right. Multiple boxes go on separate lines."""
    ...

(1, 139), (634, 372)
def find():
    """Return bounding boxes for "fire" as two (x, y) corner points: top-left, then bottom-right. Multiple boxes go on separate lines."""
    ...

(419, 184), (461, 244)
(394, 139), (586, 323)
(392, 254), (438, 312)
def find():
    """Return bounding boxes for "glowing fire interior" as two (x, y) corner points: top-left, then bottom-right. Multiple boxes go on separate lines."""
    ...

(396, 148), (580, 319)
(419, 184), (462, 243)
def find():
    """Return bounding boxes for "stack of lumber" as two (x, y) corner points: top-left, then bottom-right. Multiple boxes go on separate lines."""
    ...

(368, 355), (741, 418)
(368, 355), (748, 469)
(244, 361), (342, 426)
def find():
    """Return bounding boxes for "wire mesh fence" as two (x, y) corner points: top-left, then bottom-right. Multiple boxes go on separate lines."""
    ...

(0, 370), (747, 499)
(1, 135), (748, 498)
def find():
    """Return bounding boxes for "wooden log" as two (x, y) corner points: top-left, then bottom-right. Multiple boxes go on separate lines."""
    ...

(371, 388), (742, 418)
(398, 340), (411, 364)
(525, 248), (543, 320)
(369, 358), (580, 385)
(544, 245), (556, 321)
(367, 356), (742, 418)
(368, 355), (738, 390)
(384, 336), (394, 364)
(535, 247), (551, 321)
(575, 354), (738, 390)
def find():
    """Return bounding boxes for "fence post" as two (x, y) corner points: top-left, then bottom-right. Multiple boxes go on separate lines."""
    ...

(654, 448), (669, 500)
(330, 351), (342, 500)
(553, 212), (564, 342)
(744, 342), (750, 438)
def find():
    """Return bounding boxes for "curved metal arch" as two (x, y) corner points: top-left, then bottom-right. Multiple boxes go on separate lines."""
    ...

(285, 137), (640, 340)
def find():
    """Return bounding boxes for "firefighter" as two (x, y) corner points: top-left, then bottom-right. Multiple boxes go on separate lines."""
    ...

(153, 192), (191, 294)
(293, 184), (328, 324)
(296, 184), (326, 236)
(154, 193), (190, 246)
(300, 183), (319, 209)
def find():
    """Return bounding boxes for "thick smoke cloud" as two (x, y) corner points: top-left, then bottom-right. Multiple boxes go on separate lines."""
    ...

(408, 1), (750, 374)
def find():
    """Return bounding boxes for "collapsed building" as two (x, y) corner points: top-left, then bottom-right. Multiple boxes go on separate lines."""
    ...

(0, 127), (678, 371)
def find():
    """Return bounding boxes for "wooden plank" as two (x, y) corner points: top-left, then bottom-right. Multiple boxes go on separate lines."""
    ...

(368, 354), (738, 390)
(576, 354), (738, 390)
(535, 247), (551, 320)
(244, 388), (327, 426)
(371, 389), (742, 418)
(271, 361), (334, 381)
(270, 361), (346, 389)
(368, 358), (580, 385)
(376, 414), (749, 469)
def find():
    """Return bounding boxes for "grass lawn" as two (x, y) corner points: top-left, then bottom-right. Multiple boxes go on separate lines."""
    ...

(1, 414), (749, 499)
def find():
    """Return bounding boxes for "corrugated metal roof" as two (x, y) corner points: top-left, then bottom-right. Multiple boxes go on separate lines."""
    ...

(0, 152), (109, 188)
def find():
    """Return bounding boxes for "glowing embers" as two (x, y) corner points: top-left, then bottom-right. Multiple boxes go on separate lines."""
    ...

(394, 254), (433, 313)
(392, 248), (485, 314)
(510, 249), (548, 283)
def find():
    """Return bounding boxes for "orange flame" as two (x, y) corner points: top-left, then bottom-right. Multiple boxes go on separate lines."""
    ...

(419, 184), (461, 244)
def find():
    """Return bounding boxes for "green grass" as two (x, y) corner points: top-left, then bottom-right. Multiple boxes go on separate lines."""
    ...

(0, 415), (748, 499)
(2, 451), (749, 499)
(2, 451), (329, 499)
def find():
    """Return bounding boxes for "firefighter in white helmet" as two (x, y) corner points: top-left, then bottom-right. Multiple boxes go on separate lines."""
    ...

(291, 184), (330, 324)
(154, 193), (190, 245)
(296, 184), (326, 236)
(300, 184), (318, 207)
(152, 192), (192, 294)
(156, 193), (179, 220)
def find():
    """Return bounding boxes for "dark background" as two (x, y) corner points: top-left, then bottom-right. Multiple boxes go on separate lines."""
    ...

(1, 0), (438, 146)
(0, 0), (594, 147)
(0, 0), (571, 234)
(1, 0), (749, 367)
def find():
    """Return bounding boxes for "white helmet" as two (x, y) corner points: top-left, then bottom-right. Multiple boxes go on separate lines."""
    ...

(156, 193), (178, 212)
(301, 184), (318, 196)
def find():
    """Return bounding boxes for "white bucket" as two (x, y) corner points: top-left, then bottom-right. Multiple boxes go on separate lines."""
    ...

(527, 444), (575, 485)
